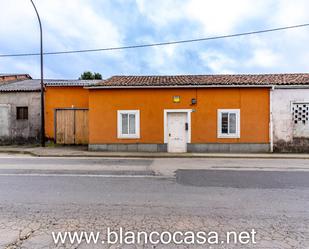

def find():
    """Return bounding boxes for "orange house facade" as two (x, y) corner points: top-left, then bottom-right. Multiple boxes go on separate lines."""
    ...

(44, 80), (100, 141)
(87, 76), (271, 153)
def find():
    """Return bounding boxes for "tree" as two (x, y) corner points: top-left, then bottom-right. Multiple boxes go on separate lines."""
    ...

(79, 71), (102, 80)
(94, 72), (102, 79)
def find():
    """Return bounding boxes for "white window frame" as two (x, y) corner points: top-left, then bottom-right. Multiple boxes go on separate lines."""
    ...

(291, 101), (309, 125)
(117, 110), (140, 139)
(217, 109), (240, 138)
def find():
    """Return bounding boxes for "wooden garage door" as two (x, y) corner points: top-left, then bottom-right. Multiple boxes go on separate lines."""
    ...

(75, 109), (89, 144)
(55, 109), (88, 144)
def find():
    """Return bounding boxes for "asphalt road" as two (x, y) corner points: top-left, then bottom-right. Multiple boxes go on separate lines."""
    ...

(0, 156), (308, 248)
(176, 169), (309, 188)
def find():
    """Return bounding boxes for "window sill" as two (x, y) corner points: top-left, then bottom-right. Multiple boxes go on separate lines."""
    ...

(218, 134), (240, 139)
(117, 135), (140, 139)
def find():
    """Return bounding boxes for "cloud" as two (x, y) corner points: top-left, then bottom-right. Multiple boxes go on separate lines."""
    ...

(185, 0), (268, 34)
(135, 0), (186, 28)
(0, 56), (61, 79)
(248, 49), (281, 68)
(271, 0), (309, 26)
(0, 0), (309, 78)
(0, 0), (123, 78)
(200, 51), (236, 74)
(40, 0), (122, 50)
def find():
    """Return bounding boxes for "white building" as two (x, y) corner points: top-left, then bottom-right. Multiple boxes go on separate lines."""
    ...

(0, 79), (41, 144)
(272, 83), (309, 152)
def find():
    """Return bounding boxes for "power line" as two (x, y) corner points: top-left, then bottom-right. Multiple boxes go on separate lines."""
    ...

(1, 23), (309, 57)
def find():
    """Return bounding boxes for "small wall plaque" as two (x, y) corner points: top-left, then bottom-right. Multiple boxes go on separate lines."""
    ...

(173, 96), (180, 103)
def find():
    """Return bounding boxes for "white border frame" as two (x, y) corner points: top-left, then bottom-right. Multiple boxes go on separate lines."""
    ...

(164, 109), (192, 143)
(290, 101), (309, 112)
(290, 101), (309, 123)
(0, 104), (11, 137)
(269, 86), (274, 152)
(217, 109), (240, 138)
(117, 110), (140, 139)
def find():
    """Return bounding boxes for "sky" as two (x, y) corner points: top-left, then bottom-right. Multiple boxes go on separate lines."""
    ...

(1, 0), (309, 79)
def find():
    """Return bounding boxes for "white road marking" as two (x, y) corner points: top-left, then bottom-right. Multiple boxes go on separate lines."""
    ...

(0, 173), (171, 178)
(0, 156), (149, 160)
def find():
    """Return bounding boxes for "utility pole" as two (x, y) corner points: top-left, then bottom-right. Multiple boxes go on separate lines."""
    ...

(30, 0), (45, 147)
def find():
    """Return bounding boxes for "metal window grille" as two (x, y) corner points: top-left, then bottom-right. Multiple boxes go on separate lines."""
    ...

(16, 106), (28, 120)
(292, 103), (309, 125)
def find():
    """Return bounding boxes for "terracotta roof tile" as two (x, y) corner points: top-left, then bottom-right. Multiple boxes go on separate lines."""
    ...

(90, 73), (309, 88)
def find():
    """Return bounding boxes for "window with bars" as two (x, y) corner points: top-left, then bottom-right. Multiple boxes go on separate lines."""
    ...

(16, 106), (28, 120)
(292, 103), (309, 125)
(217, 109), (240, 138)
(117, 110), (140, 138)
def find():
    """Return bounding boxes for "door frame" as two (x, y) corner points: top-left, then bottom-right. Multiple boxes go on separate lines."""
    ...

(0, 104), (11, 137)
(54, 108), (88, 144)
(163, 109), (192, 145)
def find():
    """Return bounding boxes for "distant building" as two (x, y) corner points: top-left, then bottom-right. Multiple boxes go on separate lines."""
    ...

(0, 73), (32, 82)
(0, 77), (98, 145)
(0, 79), (41, 144)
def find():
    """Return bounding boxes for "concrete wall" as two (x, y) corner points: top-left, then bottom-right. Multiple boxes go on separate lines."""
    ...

(0, 92), (41, 144)
(89, 143), (167, 152)
(272, 88), (309, 152)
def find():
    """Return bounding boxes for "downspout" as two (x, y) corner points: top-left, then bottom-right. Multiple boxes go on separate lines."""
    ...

(269, 85), (275, 152)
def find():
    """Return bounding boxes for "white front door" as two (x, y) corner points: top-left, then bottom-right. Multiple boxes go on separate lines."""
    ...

(167, 112), (187, 153)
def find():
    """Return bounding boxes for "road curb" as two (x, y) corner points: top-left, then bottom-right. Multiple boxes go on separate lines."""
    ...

(0, 169), (156, 176)
(0, 150), (36, 156)
(21, 154), (309, 160)
(1, 149), (309, 160)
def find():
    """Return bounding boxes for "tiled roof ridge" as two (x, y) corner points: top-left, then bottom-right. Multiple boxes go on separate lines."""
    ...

(109, 73), (309, 77)
(90, 73), (309, 88)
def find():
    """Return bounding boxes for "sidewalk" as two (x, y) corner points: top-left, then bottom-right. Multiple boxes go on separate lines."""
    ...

(1, 145), (309, 160)
(1, 145), (309, 159)
(0, 146), (309, 176)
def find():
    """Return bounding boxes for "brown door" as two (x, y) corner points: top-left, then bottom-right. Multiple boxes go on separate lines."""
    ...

(55, 109), (88, 144)
(75, 109), (89, 144)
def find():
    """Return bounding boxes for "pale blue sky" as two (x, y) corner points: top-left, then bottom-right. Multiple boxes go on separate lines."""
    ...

(1, 0), (309, 79)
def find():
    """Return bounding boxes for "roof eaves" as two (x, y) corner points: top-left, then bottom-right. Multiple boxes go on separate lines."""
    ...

(45, 84), (86, 87)
(274, 84), (309, 89)
(0, 89), (41, 92)
(44, 80), (102, 87)
(86, 84), (272, 89)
